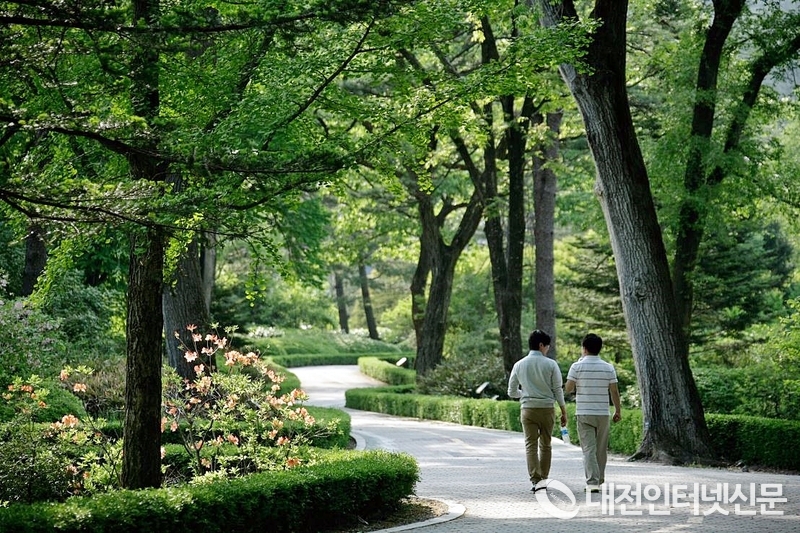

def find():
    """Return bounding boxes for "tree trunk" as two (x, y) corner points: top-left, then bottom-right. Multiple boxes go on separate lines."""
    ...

(415, 248), (458, 376)
(122, 0), (165, 489)
(21, 222), (46, 296)
(200, 231), (216, 315)
(358, 262), (379, 340)
(163, 240), (214, 379)
(122, 226), (164, 489)
(537, 0), (714, 463)
(411, 175), (483, 377)
(410, 241), (430, 351)
(533, 111), (561, 359)
(334, 270), (349, 333)
(483, 109), (526, 374)
(478, 18), (527, 374)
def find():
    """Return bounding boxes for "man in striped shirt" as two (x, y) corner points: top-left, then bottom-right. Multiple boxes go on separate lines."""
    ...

(565, 333), (622, 493)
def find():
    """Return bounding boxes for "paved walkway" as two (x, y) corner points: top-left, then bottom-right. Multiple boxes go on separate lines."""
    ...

(292, 365), (800, 532)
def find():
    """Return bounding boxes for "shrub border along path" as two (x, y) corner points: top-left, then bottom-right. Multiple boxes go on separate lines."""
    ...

(0, 449), (418, 533)
(351, 357), (800, 472)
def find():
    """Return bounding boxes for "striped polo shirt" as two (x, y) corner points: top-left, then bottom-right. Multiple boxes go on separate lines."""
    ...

(567, 355), (617, 416)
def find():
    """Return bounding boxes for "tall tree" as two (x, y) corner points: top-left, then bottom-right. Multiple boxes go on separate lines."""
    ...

(1, 0), (411, 487)
(121, 0), (167, 489)
(666, 1), (800, 337)
(532, 111), (562, 359)
(354, 2), (583, 376)
(411, 164), (484, 376)
(535, 0), (715, 462)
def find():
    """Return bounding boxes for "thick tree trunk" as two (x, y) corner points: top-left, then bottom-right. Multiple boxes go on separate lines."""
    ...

(163, 240), (213, 379)
(537, 0), (714, 463)
(533, 111), (561, 360)
(122, 0), (165, 489)
(334, 270), (349, 333)
(123, 227), (164, 489)
(358, 262), (379, 340)
(412, 177), (483, 377)
(415, 249), (458, 376)
(21, 222), (46, 296)
(484, 118), (526, 374)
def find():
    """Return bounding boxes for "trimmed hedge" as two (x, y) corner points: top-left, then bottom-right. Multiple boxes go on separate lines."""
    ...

(268, 352), (415, 369)
(346, 385), (523, 431)
(706, 413), (800, 470)
(0, 449), (418, 533)
(346, 385), (800, 470)
(358, 357), (416, 385)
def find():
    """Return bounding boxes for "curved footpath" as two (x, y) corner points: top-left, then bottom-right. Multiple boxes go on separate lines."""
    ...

(292, 365), (800, 532)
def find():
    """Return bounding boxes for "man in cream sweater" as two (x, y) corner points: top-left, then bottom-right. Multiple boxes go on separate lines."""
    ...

(507, 329), (568, 492)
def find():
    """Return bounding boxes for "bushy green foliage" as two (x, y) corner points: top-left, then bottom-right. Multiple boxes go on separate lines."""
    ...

(346, 385), (800, 469)
(0, 429), (79, 505)
(692, 220), (793, 344)
(39, 270), (123, 347)
(0, 449), (418, 533)
(0, 299), (68, 388)
(446, 248), (499, 339)
(212, 272), (337, 331)
(0, 376), (85, 504)
(240, 328), (406, 356)
(417, 351), (507, 399)
(0, 380), (86, 424)
(706, 414), (800, 470)
(693, 362), (800, 420)
(346, 385), (523, 431)
(62, 357), (127, 420)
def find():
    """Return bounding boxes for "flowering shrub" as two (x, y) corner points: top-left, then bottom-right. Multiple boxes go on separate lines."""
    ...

(0, 376), (84, 504)
(57, 366), (124, 493)
(0, 326), (340, 503)
(161, 326), (338, 483)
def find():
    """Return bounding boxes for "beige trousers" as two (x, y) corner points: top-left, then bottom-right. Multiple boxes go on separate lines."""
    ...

(520, 407), (555, 483)
(576, 414), (611, 486)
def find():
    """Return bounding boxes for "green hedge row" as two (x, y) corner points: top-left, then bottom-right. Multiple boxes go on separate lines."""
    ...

(345, 386), (800, 470)
(267, 352), (414, 369)
(357, 357), (416, 385)
(705, 413), (800, 470)
(0, 449), (418, 533)
(346, 385), (522, 431)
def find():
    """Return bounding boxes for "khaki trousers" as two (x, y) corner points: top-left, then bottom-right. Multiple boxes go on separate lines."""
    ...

(576, 414), (611, 486)
(520, 407), (555, 483)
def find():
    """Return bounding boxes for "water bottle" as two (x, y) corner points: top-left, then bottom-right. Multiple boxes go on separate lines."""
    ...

(560, 425), (570, 445)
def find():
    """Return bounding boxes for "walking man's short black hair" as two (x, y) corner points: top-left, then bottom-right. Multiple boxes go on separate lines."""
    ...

(582, 333), (603, 355)
(529, 330), (551, 350)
